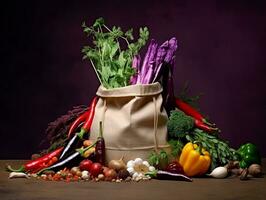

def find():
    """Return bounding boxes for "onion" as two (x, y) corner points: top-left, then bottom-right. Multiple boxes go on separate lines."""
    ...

(248, 164), (262, 177)
(70, 167), (80, 175)
(108, 157), (126, 172)
(104, 168), (117, 181)
(208, 167), (228, 178)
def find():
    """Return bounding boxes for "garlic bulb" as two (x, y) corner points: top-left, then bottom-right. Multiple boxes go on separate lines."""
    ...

(208, 167), (228, 178)
(81, 170), (89, 180)
(126, 158), (155, 181)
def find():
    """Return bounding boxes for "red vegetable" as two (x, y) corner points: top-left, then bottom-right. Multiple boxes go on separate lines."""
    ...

(79, 159), (93, 171)
(194, 119), (218, 132)
(104, 168), (117, 181)
(89, 163), (103, 177)
(77, 96), (98, 139)
(95, 121), (106, 165)
(166, 161), (184, 174)
(6, 147), (63, 173)
(67, 110), (90, 138)
(175, 97), (214, 126)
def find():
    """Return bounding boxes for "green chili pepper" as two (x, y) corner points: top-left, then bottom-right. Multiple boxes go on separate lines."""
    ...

(237, 143), (261, 168)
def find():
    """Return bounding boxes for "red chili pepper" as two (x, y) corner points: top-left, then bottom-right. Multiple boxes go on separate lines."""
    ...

(194, 119), (218, 132)
(77, 96), (98, 139)
(175, 97), (215, 126)
(6, 147), (63, 173)
(67, 109), (90, 138)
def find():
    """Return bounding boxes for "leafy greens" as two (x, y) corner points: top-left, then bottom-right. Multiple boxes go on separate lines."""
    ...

(82, 17), (149, 89)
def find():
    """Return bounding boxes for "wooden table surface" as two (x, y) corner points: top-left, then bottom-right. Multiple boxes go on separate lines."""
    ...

(1, 159), (265, 200)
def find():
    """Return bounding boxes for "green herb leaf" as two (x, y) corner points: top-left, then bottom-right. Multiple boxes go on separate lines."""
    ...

(82, 18), (149, 88)
(93, 17), (105, 28)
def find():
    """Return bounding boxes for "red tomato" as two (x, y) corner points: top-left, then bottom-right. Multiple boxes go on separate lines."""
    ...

(89, 163), (103, 177)
(79, 159), (93, 171)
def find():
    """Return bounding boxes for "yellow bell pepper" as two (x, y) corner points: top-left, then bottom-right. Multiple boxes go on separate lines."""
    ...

(179, 142), (211, 177)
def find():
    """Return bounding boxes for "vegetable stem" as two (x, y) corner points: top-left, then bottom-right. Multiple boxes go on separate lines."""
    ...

(89, 59), (103, 85)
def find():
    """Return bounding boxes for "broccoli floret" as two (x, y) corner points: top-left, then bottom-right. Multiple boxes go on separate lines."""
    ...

(167, 109), (194, 138)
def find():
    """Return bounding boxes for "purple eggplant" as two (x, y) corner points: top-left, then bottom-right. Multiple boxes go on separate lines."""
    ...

(161, 56), (176, 115)
(166, 57), (176, 113)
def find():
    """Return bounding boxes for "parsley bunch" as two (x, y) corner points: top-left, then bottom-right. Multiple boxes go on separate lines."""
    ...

(82, 17), (149, 89)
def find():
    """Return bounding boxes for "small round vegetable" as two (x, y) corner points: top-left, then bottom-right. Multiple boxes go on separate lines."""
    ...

(98, 174), (105, 181)
(79, 159), (93, 171)
(70, 167), (80, 175)
(248, 164), (262, 177)
(108, 157), (126, 172)
(118, 169), (130, 180)
(166, 161), (184, 174)
(104, 168), (117, 181)
(90, 163), (103, 177)
(76, 170), (82, 177)
(208, 166), (228, 178)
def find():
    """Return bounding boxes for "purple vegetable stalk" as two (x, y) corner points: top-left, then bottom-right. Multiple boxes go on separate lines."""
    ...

(130, 55), (141, 85)
(155, 40), (169, 71)
(164, 37), (178, 63)
(137, 39), (154, 83)
(143, 61), (156, 84)
(138, 39), (158, 84)
(152, 40), (169, 83)
(141, 42), (158, 83)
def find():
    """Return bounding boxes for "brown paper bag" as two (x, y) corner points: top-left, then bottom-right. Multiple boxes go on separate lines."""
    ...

(90, 82), (170, 163)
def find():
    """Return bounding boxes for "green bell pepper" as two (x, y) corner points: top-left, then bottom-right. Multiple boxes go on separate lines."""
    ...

(237, 143), (261, 168)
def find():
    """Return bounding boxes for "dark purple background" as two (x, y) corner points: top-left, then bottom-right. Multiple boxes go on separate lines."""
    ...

(1, 0), (266, 159)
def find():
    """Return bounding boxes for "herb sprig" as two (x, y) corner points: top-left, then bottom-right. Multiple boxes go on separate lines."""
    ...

(82, 17), (149, 89)
(186, 129), (237, 170)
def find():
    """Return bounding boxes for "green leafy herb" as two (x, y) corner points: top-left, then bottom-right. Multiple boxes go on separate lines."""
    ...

(186, 129), (238, 170)
(148, 150), (169, 170)
(168, 139), (184, 157)
(82, 17), (149, 89)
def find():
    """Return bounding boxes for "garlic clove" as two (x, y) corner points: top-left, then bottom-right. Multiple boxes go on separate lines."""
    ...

(127, 167), (135, 175)
(134, 158), (143, 165)
(127, 160), (134, 168)
(132, 172), (139, 179)
(81, 170), (89, 180)
(142, 161), (150, 168)
(149, 166), (155, 172)
(138, 173), (144, 178)
(9, 172), (29, 179)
